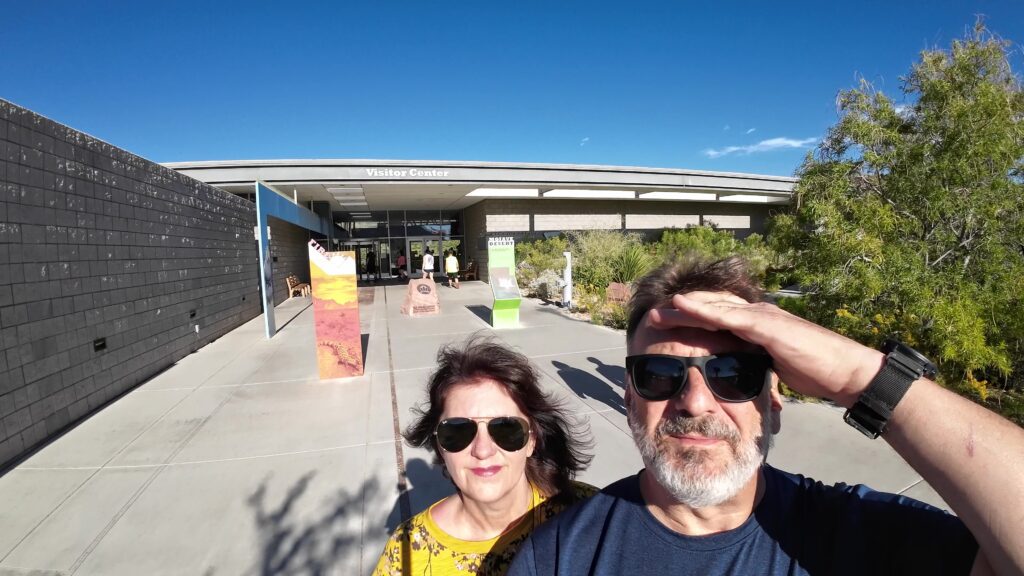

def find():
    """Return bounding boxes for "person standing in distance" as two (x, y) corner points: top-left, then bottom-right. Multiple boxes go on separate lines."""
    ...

(423, 248), (435, 281)
(396, 250), (408, 280)
(446, 250), (461, 289)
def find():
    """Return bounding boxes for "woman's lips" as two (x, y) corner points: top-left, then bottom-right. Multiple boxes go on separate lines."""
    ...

(471, 466), (503, 477)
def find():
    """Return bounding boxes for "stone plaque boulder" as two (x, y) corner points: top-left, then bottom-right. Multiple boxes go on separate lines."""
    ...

(606, 282), (631, 305)
(401, 278), (440, 316)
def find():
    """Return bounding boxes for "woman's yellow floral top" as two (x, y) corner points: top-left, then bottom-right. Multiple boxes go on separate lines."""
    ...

(372, 481), (596, 576)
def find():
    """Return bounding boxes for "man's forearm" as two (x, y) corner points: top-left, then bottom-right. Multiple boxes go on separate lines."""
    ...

(885, 379), (1024, 575)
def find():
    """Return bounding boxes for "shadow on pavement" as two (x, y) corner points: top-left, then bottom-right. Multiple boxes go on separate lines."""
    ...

(551, 360), (626, 415)
(465, 305), (492, 326)
(587, 356), (625, 390)
(276, 301), (313, 332)
(248, 471), (370, 575)
(386, 457), (452, 531)
(246, 458), (453, 575)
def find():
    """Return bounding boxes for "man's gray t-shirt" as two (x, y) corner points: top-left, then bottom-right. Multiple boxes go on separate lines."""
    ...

(509, 466), (977, 575)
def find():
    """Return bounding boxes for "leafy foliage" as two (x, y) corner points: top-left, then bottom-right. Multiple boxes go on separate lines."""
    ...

(516, 235), (569, 288)
(769, 25), (1024, 415)
(613, 244), (656, 284)
(658, 227), (778, 287)
(568, 230), (646, 291)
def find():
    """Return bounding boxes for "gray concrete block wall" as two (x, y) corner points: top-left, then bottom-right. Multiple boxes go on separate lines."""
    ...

(268, 217), (310, 305)
(0, 99), (262, 470)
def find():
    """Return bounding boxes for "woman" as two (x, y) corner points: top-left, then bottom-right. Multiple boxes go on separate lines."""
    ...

(373, 336), (594, 575)
(397, 250), (408, 279)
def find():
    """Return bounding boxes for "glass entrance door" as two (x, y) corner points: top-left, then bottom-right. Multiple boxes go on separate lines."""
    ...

(406, 237), (441, 277)
(341, 240), (390, 282)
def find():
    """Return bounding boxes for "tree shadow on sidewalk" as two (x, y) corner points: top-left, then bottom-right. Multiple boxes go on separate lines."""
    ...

(247, 471), (369, 575)
(246, 457), (452, 575)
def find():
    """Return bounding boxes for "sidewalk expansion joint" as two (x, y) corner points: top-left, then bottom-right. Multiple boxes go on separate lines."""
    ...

(384, 286), (413, 524)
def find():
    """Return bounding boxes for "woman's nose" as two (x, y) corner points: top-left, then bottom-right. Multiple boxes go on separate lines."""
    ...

(469, 423), (497, 459)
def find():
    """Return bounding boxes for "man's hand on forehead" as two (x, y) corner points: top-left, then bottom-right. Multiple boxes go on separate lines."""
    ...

(647, 292), (755, 338)
(646, 291), (884, 408)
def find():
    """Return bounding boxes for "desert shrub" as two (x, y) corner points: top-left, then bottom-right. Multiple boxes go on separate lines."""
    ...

(516, 236), (569, 287)
(526, 269), (565, 300)
(590, 300), (629, 330)
(613, 244), (655, 284)
(569, 283), (604, 314)
(569, 230), (645, 291)
(655, 226), (775, 284)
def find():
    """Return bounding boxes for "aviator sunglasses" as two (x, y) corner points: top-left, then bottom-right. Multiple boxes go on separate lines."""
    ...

(434, 416), (531, 453)
(626, 353), (773, 403)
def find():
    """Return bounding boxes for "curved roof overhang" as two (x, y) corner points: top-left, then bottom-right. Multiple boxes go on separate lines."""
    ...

(164, 159), (796, 212)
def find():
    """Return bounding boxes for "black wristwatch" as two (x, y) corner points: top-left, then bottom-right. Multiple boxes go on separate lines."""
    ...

(844, 339), (937, 439)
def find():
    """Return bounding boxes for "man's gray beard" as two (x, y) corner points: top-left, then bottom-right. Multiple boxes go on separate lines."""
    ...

(629, 400), (773, 509)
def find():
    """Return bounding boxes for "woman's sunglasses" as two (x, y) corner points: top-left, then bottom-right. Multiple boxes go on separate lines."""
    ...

(434, 416), (531, 453)
(626, 353), (773, 403)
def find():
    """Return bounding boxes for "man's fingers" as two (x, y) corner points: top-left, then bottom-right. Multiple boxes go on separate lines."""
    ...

(647, 294), (755, 331)
(648, 293), (793, 352)
(647, 307), (717, 331)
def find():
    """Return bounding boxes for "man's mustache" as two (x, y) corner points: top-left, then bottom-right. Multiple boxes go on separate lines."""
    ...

(657, 415), (740, 444)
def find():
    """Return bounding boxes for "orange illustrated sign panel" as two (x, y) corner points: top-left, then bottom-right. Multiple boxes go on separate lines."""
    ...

(308, 241), (364, 379)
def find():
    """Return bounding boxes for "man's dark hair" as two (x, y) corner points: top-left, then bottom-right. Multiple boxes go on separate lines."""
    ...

(626, 256), (765, 343)
(404, 334), (592, 496)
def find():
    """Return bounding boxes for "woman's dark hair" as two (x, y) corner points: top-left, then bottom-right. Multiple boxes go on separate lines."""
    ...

(627, 256), (765, 344)
(404, 334), (592, 496)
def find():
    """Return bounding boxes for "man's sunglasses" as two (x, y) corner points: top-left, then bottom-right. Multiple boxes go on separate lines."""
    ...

(626, 353), (773, 403)
(434, 416), (531, 453)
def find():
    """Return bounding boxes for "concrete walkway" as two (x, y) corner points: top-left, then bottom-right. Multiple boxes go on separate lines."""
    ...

(0, 282), (945, 575)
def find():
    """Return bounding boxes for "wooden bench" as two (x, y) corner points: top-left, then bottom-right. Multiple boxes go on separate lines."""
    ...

(463, 261), (478, 281)
(286, 274), (311, 298)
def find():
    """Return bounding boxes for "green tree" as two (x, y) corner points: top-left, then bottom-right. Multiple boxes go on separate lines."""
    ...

(657, 226), (777, 286)
(769, 24), (1024, 419)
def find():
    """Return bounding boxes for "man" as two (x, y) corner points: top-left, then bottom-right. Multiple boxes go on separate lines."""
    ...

(446, 250), (461, 289)
(509, 257), (1024, 575)
(366, 249), (378, 283)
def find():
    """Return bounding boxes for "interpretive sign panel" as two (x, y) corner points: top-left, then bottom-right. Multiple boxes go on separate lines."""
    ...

(401, 278), (441, 316)
(487, 237), (521, 328)
(308, 240), (364, 379)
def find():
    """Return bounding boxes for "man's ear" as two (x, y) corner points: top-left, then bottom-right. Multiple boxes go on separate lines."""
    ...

(769, 371), (783, 435)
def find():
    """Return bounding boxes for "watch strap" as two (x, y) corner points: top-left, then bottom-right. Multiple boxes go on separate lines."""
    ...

(844, 349), (923, 439)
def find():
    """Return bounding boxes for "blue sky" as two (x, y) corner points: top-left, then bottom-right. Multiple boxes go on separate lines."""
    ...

(2, 1), (1022, 176)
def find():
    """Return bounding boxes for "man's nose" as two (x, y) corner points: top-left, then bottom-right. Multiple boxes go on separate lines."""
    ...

(671, 366), (718, 416)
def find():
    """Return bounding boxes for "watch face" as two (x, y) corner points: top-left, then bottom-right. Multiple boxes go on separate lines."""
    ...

(885, 338), (937, 379)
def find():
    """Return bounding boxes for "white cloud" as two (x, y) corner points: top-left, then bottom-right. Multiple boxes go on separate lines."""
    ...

(894, 104), (910, 116)
(704, 136), (817, 158)
(723, 124), (731, 131)
(745, 128), (756, 134)
(579, 137), (590, 146)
